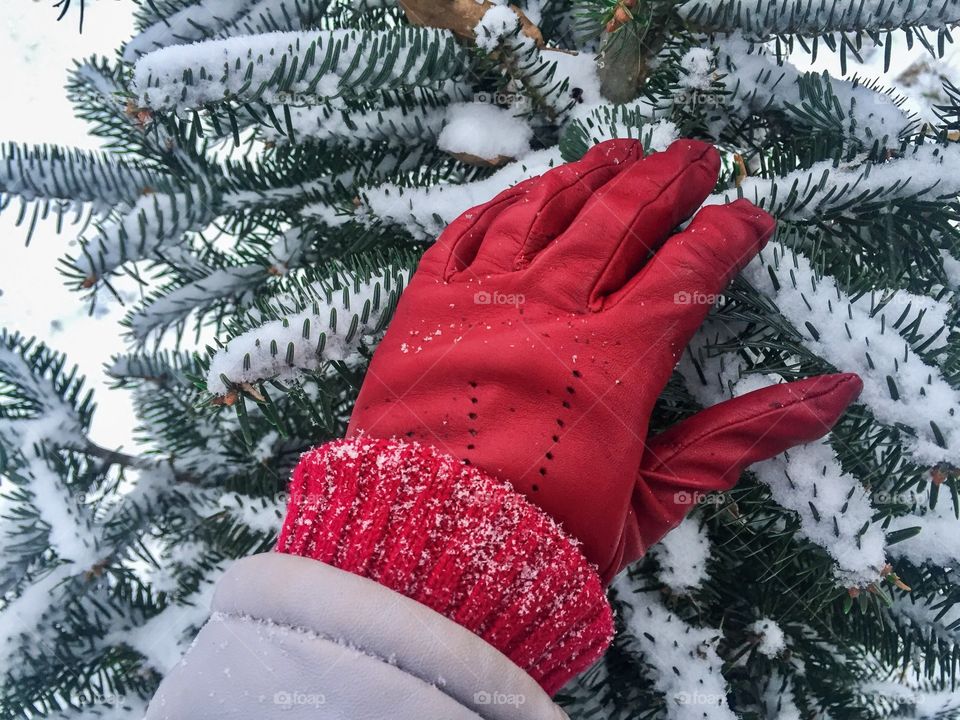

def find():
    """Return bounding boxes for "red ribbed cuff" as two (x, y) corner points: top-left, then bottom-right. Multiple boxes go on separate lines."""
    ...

(275, 436), (613, 695)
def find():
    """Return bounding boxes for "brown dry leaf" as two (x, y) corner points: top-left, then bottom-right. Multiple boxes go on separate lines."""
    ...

(398, 0), (544, 47)
(212, 390), (239, 407)
(733, 153), (748, 187)
(239, 381), (267, 403)
(448, 150), (515, 167)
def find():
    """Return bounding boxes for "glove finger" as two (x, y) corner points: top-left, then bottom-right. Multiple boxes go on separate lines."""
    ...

(531, 139), (720, 309)
(466, 139), (643, 276)
(417, 177), (535, 280)
(616, 373), (863, 574)
(608, 199), (774, 358)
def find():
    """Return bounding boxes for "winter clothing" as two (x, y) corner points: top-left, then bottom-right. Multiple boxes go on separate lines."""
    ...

(275, 436), (612, 695)
(144, 553), (567, 720)
(349, 137), (862, 579)
(144, 138), (863, 719)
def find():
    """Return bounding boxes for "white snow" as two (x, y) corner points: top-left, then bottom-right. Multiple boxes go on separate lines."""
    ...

(363, 147), (563, 239)
(474, 5), (521, 52)
(715, 33), (913, 144)
(650, 516), (712, 593)
(615, 581), (737, 720)
(260, 101), (449, 146)
(204, 267), (408, 394)
(749, 438), (888, 585)
(678, 47), (715, 90)
(742, 244), (959, 465)
(680, 0), (960, 35)
(678, 332), (887, 585)
(133, 28), (463, 112)
(710, 142), (960, 219)
(437, 102), (533, 160)
(748, 618), (786, 657)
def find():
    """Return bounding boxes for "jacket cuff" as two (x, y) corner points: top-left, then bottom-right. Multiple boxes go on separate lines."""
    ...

(145, 554), (568, 720)
(275, 436), (613, 695)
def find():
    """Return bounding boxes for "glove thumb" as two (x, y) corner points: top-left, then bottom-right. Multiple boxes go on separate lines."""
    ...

(614, 373), (863, 577)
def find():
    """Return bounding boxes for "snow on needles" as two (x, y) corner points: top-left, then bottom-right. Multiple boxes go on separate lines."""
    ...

(749, 439), (887, 584)
(133, 28), (465, 112)
(205, 268), (408, 395)
(680, 0), (960, 36)
(364, 147), (563, 239)
(709, 142), (960, 219)
(678, 332), (887, 585)
(650, 516), (712, 593)
(615, 580), (736, 720)
(474, 5), (521, 52)
(742, 244), (959, 466)
(748, 618), (787, 657)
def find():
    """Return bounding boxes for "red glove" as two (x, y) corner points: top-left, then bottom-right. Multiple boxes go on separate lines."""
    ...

(348, 137), (862, 580)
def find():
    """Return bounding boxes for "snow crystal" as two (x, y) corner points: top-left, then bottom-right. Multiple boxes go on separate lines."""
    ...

(615, 582), (737, 720)
(942, 249), (960, 288)
(742, 244), (959, 465)
(474, 5), (520, 52)
(218, 491), (285, 534)
(886, 486), (960, 568)
(748, 618), (786, 657)
(437, 102), (533, 160)
(650, 516), (711, 593)
(204, 268), (407, 395)
(679, 47), (715, 90)
(750, 438), (887, 585)
(646, 119), (681, 151)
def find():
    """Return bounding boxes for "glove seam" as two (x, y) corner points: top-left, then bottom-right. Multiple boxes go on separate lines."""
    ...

(588, 143), (713, 310)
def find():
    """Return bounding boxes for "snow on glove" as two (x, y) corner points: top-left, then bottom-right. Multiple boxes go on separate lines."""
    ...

(346, 137), (862, 578)
(277, 138), (862, 697)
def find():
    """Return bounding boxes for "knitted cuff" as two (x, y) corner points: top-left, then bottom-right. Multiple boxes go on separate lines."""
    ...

(275, 436), (614, 695)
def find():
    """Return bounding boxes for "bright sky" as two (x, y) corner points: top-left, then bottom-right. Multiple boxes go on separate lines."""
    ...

(0, 0), (137, 447)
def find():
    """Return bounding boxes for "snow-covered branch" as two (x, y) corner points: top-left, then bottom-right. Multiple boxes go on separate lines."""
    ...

(714, 34), (915, 144)
(681, 0), (960, 37)
(204, 265), (408, 395)
(708, 143), (960, 218)
(742, 244), (958, 465)
(132, 28), (470, 113)
(0, 143), (165, 210)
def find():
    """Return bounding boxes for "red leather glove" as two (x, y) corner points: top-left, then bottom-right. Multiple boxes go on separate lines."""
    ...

(348, 137), (862, 581)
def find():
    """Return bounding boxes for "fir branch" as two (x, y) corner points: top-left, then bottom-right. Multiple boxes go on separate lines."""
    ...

(680, 0), (960, 38)
(131, 27), (471, 113)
